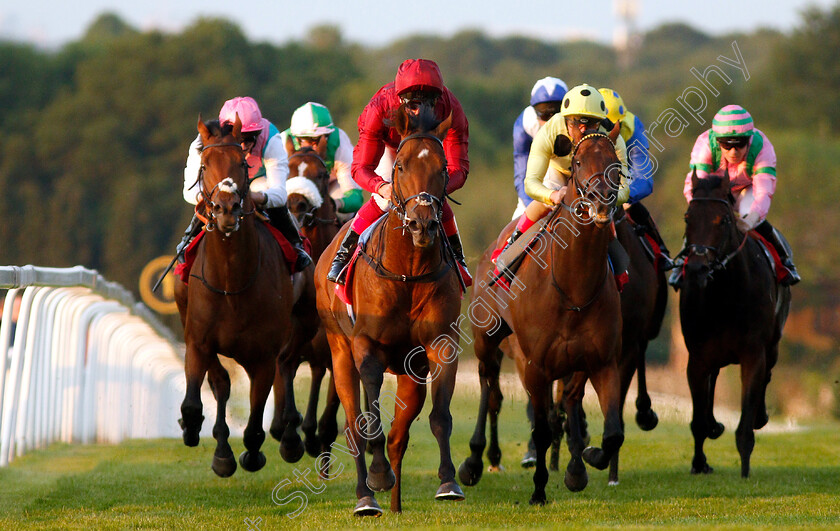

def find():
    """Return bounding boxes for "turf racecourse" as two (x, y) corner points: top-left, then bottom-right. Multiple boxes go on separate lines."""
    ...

(1, 380), (839, 530)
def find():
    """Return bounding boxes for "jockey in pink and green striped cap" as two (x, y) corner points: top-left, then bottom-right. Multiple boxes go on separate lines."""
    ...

(673, 104), (799, 287)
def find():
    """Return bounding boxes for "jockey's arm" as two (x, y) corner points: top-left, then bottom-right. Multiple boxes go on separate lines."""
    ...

(512, 111), (534, 205)
(260, 132), (290, 208)
(442, 97), (470, 194)
(351, 103), (390, 194)
(612, 133), (631, 205)
(626, 125), (654, 204)
(333, 128), (363, 213)
(524, 119), (562, 206)
(747, 132), (778, 221)
(183, 134), (203, 205)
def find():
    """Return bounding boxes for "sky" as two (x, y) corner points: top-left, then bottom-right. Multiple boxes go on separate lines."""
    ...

(1, 0), (836, 49)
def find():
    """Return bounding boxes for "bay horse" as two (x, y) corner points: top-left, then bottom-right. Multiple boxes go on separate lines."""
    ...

(315, 104), (463, 516)
(679, 171), (790, 477)
(174, 116), (317, 476)
(459, 131), (625, 505)
(508, 206), (668, 485)
(270, 146), (341, 471)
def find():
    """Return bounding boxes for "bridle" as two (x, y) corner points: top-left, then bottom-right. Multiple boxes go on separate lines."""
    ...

(287, 150), (338, 228)
(674, 196), (749, 280)
(198, 142), (255, 232)
(389, 133), (447, 232)
(555, 132), (622, 222)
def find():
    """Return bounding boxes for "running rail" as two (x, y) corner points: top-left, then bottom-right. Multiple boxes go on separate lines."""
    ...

(0, 265), (215, 466)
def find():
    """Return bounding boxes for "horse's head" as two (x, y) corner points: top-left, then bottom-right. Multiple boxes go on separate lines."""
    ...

(197, 115), (251, 236)
(286, 146), (330, 225)
(388, 102), (450, 249)
(682, 170), (741, 288)
(560, 127), (622, 227)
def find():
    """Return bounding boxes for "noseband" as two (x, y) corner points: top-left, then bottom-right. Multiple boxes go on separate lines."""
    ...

(199, 142), (254, 232)
(556, 132), (621, 222)
(390, 133), (447, 230)
(675, 197), (749, 279)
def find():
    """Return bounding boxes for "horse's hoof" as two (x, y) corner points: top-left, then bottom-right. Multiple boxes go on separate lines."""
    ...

(520, 449), (537, 468)
(365, 468), (396, 492)
(635, 409), (659, 431)
(709, 422), (725, 440)
(582, 446), (609, 471)
(435, 481), (465, 501)
(212, 454), (237, 477)
(458, 457), (483, 486)
(691, 463), (714, 474)
(304, 435), (321, 458)
(239, 450), (267, 472)
(353, 496), (382, 517)
(564, 467), (588, 492)
(279, 438), (305, 463)
(269, 423), (283, 443)
(178, 418), (200, 447)
(529, 492), (547, 506)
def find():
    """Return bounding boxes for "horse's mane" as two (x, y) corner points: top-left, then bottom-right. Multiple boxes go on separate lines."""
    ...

(692, 174), (724, 193)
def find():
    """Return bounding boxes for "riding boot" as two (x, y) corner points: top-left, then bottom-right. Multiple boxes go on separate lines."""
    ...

(608, 239), (630, 291)
(755, 221), (800, 286)
(268, 206), (313, 271)
(447, 232), (469, 271)
(501, 229), (524, 255)
(668, 238), (687, 291)
(627, 202), (673, 269)
(175, 213), (203, 264)
(327, 229), (360, 285)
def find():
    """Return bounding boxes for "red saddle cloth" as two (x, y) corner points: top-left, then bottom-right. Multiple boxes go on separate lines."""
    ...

(174, 221), (310, 284)
(748, 231), (787, 284)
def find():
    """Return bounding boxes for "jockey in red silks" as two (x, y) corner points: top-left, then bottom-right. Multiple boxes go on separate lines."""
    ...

(327, 58), (471, 285)
(672, 104), (800, 287)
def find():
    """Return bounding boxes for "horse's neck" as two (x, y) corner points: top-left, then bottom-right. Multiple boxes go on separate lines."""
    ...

(378, 213), (442, 276)
(202, 218), (260, 274)
(550, 210), (611, 290)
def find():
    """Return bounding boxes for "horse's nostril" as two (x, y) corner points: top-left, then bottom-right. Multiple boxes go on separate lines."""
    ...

(408, 220), (421, 232)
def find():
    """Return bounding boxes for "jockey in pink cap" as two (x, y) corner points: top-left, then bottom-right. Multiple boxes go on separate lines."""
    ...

(178, 96), (311, 271)
(672, 104), (799, 286)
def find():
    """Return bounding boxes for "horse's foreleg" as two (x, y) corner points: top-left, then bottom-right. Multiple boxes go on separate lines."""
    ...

(317, 373), (341, 480)
(707, 368), (725, 439)
(583, 362), (625, 472)
(276, 356), (305, 464)
(562, 374), (589, 492)
(458, 338), (503, 487)
(737, 355), (766, 478)
(356, 343), (394, 494)
(387, 374), (427, 513)
(687, 357), (713, 474)
(522, 372), (552, 505)
(634, 340), (659, 431)
(302, 358), (326, 457)
(207, 358), (236, 477)
(179, 343), (208, 447)
(548, 380), (566, 472)
(239, 360), (274, 472)
(428, 359), (464, 502)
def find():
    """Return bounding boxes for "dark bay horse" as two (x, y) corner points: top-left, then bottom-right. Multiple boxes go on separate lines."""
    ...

(174, 116), (317, 476)
(315, 104), (463, 516)
(679, 171), (790, 477)
(459, 131), (625, 504)
(270, 147), (341, 470)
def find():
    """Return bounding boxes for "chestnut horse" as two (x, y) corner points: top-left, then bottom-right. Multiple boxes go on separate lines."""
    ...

(679, 171), (790, 477)
(459, 131), (624, 504)
(174, 117), (317, 476)
(315, 104), (463, 516)
(270, 147), (341, 470)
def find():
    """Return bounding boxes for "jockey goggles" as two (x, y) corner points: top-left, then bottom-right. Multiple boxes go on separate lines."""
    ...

(400, 90), (440, 111)
(241, 130), (260, 145)
(717, 136), (749, 150)
(534, 102), (562, 121)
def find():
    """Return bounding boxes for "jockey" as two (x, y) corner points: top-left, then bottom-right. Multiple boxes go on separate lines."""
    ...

(281, 102), (364, 221)
(180, 96), (312, 271)
(327, 58), (471, 285)
(497, 84), (630, 263)
(599, 87), (672, 265)
(512, 77), (568, 219)
(673, 104), (799, 286)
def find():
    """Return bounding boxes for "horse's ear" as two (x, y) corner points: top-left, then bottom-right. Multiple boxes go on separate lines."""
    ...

(232, 113), (242, 142)
(553, 134), (573, 157)
(690, 168), (700, 190)
(608, 120), (621, 143)
(719, 171), (731, 194)
(197, 114), (212, 143)
(389, 105), (409, 137)
(433, 111), (453, 141)
(284, 134), (295, 156)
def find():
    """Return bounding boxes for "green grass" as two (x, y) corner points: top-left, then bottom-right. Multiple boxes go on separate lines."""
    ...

(2, 386), (839, 530)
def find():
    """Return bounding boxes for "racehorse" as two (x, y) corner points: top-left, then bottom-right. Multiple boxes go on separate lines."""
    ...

(678, 171), (790, 477)
(315, 103), (463, 516)
(507, 206), (668, 484)
(174, 116), (317, 476)
(458, 130), (625, 504)
(270, 146), (341, 472)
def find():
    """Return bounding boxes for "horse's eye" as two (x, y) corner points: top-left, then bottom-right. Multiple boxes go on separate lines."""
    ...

(396, 162), (404, 172)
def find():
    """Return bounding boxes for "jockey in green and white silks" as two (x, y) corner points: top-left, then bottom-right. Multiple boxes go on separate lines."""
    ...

(280, 102), (363, 220)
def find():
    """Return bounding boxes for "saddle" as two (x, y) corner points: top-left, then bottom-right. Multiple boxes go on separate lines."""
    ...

(174, 220), (310, 284)
(748, 231), (787, 284)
